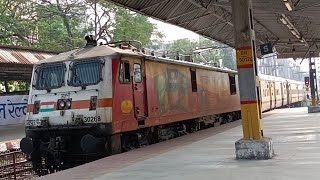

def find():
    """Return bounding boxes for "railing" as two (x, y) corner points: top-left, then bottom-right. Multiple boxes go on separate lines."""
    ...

(0, 141), (36, 180)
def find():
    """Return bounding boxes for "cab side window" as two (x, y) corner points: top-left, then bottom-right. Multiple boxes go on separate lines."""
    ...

(134, 64), (142, 83)
(119, 61), (130, 83)
(229, 75), (237, 95)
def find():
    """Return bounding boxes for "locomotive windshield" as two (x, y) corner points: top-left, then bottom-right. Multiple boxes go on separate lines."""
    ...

(35, 63), (65, 90)
(70, 60), (102, 86)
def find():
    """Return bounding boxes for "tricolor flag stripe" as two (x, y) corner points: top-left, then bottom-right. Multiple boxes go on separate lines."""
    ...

(40, 108), (55, 112)
(40, 104), (55, 112)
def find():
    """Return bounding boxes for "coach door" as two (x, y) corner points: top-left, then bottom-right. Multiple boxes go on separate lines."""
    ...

(273, 82), (276, 109)
(268, 82), (272, 109)
(280, 82), (284, 106)
(132, 59), (146, 123)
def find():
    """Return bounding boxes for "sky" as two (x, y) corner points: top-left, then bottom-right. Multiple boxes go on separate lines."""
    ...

(149, 18), (200, 42)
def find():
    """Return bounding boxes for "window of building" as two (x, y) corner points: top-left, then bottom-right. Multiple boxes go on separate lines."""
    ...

(134, 64), (141, 83)
(229, 74), (237, 95)
(119, 61), (130, 83)
(190, 68), (197, 92)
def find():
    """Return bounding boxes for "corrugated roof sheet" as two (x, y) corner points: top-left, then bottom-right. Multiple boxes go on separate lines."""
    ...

(107, 0), (320, 58)
(0, 45), (57, 65)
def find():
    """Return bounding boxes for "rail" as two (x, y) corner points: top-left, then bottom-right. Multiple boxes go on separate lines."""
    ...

(0, 140), (36, 180)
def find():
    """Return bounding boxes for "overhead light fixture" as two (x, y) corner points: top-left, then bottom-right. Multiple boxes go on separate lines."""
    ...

(280, 13), (308, 46)
(280, 18), (287, 25)
(291, 30), (297, 36)
(283, 0), (294, 11)
(286, 24), (293, 29)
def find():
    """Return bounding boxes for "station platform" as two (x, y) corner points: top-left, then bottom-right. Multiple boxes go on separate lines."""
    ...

(0, 123), (25, 142)
(40, 107), (320, 180)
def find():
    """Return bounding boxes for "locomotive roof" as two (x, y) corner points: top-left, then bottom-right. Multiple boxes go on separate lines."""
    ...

(144, 55), (237, 74)
(37, 45), (237, 74)
(37, 45), (144, 64)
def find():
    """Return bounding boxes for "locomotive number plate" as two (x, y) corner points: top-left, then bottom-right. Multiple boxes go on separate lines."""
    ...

(83, 116), (101, 123)
(26, 119), (41, 126)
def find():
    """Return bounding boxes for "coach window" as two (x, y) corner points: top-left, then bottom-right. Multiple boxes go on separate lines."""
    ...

(134, 64), (142, 83)
(190, 68), (197, 92)
(119, 61), (130, 83)
(229, 74), (237, 95)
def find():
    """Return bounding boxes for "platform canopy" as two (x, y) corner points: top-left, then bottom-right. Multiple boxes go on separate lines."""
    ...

(106, 0), (320, 59)
(0, 45), (57, 81)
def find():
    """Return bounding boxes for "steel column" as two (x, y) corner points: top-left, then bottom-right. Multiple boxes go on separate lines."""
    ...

(309, 52), (317, 106)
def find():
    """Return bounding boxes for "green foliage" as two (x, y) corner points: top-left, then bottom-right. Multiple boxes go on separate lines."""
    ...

(112, 8), (155, 46)
(167, 38), (198, 55)
(164, 37), (236, 68)
(165, 38), (221, 64)
(34, 0), (90, 51)
(0, 81), (29, 93)
(222, 48), (236, 70)
(0, 0), (158, 51)
(0, 0), (37, 46)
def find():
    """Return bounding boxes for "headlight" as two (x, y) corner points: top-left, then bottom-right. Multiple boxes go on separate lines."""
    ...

(57, 99), (72, 110)
(59, 101), (65, 109)
(66, 100), (72, 108)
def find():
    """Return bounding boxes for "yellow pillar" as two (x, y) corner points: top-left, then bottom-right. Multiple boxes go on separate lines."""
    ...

(240, 102), (262, 139)
(233, 0), (273, 160)
(233, 0), (263, 140)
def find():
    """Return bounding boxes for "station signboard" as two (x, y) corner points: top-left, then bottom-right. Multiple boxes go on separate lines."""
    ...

(260, 42), (273, 56)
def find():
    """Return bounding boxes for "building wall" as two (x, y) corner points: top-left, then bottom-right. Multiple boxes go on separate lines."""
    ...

(257, 55), (304, 81)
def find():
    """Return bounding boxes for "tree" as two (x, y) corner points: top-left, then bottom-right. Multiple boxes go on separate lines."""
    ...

(0, 81), (29, 92)
(112, 8), (155, 46)
(165, 38), (223, 65)
(167, 38), (197, 55)
(0, 0), (160, 51)
(222, 48), (236, 70)
(35, 0), (90, 51)
(86, 0), (115, 43)
(0, 0), (38, 46)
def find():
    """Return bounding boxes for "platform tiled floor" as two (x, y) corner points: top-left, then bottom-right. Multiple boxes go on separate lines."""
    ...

(41, 107), (320, 180)
(0, 123), (25, 142)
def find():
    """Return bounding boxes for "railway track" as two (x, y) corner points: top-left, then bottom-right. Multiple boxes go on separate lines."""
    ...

(0, 141), (36, 180)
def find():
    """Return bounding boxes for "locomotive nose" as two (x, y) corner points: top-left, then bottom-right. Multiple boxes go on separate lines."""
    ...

(20, 137), (34, 154)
